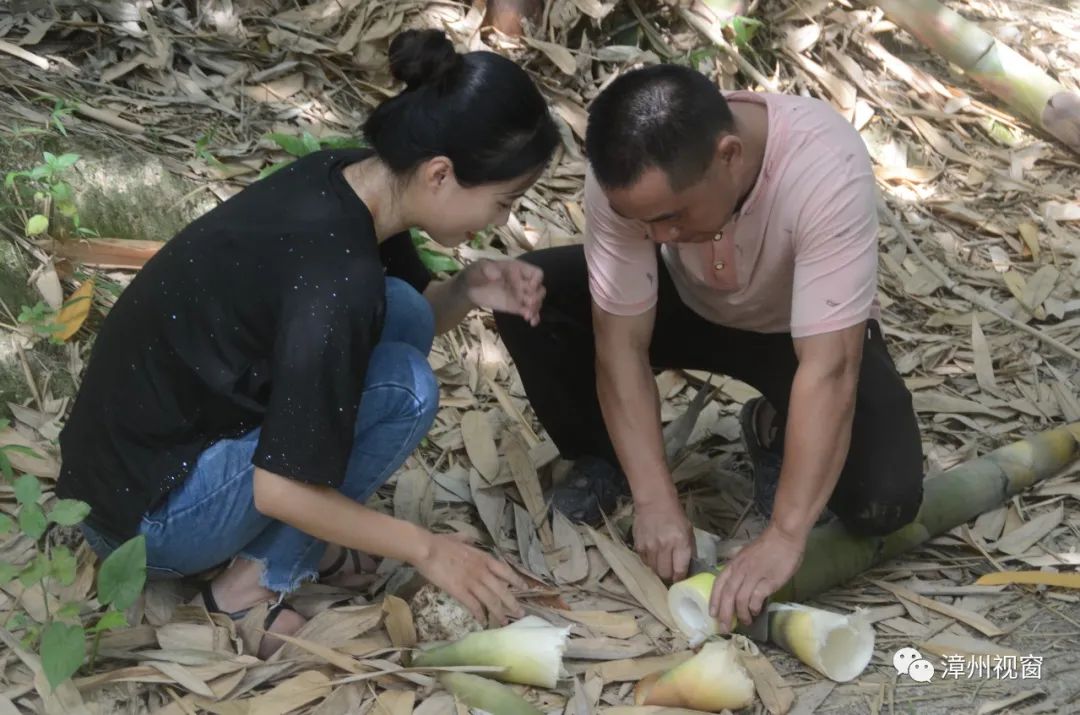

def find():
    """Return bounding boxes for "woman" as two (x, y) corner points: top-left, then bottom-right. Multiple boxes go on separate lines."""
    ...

(57, 29), (559, 657)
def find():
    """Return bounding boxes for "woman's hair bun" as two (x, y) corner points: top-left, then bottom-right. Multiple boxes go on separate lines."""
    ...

(388, 29), (462, 90)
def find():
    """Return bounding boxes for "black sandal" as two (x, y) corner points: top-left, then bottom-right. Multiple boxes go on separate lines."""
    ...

(199, 581), (298, 631)
(318, 547), (377, 582)
(548, 455), (631, 526)
(739, 397), (784, 518)
(739, 397), (834, 526)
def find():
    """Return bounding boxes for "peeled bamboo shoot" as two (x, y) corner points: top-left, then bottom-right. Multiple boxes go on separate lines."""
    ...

(634, 640), (755, 711)
(410, 616), (570, 688)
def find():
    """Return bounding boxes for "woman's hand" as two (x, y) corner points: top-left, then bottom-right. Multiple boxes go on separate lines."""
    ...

(412, 531), (527, 625)
(463, 259), (545, 326)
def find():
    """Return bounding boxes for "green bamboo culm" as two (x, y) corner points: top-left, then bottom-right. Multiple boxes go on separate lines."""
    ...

(873, 0), (1080, 153)
(774, 422), (1080, 602)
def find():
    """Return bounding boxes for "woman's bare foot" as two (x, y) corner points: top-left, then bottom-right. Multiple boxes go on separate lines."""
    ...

(198, 557), (307, 659)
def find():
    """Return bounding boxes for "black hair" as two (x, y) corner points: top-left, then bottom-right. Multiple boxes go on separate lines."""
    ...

(585, 64), (735, 191)
(364, 29), (560, 187)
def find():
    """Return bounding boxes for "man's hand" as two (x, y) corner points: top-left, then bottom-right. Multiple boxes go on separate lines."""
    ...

(634, 494), (694, 582)
(709, 524), (805, 630)
(463, 258), (545, 326)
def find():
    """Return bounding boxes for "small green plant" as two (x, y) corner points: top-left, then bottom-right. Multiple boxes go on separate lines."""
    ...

(5, 151), (96, 237)
(45, 97), (77, 137)
(728, 15), (763, 53)
(0, 419), (147, 689)
(258, 131), (367, 179)
(193, 127), (226, 167)
(410, 228), (462, 274)
(17, 301), (64, 344)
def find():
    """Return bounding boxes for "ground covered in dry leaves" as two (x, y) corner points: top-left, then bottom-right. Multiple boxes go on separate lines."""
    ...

(2, 0), (1080, 713)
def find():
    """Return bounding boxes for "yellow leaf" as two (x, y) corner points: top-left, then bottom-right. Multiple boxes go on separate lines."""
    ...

(54, 278), (95, 342)
(25, 214), (49, 236)
(1017, 222), (1040, 261)
(382, 595), (417, 648)
(975, 570), (1080, 590)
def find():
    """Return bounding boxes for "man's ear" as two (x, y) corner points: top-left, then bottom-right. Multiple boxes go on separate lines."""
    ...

(715, 134), (743, 167)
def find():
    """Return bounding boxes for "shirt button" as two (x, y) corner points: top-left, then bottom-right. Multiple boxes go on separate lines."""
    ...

(712, 233), (722, 241)
(714, 261), (726, 270)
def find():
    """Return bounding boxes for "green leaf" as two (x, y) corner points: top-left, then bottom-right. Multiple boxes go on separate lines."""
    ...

(0, 513), (12, 534)
(48, 500), (91, 526)
(5, 444), (42, 459)
(19, 552), (49, 587)
(97, 535), (146, 611)
(266, 132), (308, 157)
(54, 153), (79, 169)
(29, 164), (51, 180)
(49, 546), (77, 586)
(418, 248), (461, 274)
(729, 15), (763, 51)
(257, 159), (292, 180)
(40, 622), (86, 688)
(14, 474), (42, 505)
(43, 151), (57, 166)
(0, 451), (12, 481)
(88, 609), (128, 634)
(318, 135), (366, 150)
(300, 131), (321, 156)
(0, 560), (18, 585)
(5, 170), (28, 188)
(19, 502), (47, 540)
(50, 182), (73, 202)
(57, 602), (81, 620)
(25, 214), (49, 236)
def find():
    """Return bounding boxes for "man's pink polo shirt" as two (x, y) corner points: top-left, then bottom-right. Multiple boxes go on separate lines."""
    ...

(583, 90), (881, 338)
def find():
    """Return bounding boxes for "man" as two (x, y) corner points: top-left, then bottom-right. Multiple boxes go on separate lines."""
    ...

(494, 64), (925, 630)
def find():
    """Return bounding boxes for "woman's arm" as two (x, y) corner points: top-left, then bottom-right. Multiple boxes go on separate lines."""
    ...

(424, 259), (544, 335)
(252, 466), (525, 623)
(424, 272), (476, 335)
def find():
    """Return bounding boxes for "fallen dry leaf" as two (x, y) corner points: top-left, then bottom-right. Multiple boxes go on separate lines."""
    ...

(992, 503), (1064, 555)
(587, 527), (677, 632)
(382, 596), (418, 648)
(873, 580), (1005, 637)
(461, 411), (499, 482)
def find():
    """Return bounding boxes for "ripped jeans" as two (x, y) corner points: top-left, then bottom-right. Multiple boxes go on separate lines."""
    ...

(81, 278), (438, 593)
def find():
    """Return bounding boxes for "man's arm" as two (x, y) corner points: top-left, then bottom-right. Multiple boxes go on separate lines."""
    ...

(770, 321), (864, 540)
(709, 321), (865, 628)
(594, 301), (695, 581)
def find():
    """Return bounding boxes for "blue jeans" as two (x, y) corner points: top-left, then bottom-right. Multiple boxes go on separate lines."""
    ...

(82, 278), (438, 593)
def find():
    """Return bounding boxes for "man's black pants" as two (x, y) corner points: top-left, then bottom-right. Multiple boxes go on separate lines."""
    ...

(493, 245), (925, 537)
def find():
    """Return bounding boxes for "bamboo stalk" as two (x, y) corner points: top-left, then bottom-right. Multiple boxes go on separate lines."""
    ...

(773, 422), (1080, 602)
(873, 0), (1080, 153)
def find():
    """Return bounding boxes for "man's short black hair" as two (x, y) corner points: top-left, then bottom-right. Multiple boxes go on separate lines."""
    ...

(585, 64), (735, 190)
